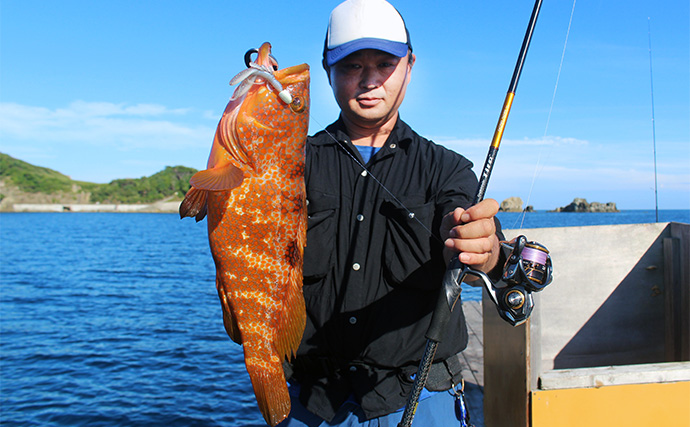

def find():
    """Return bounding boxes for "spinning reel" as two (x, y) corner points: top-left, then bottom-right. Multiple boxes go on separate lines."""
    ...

(435, 235), (553, 330)
(491, 235), (553, 325)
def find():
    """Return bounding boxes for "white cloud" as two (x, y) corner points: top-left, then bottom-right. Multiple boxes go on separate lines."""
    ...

(61, 101), (190, 117)
(0, 100), (218, 183)
(428, 135), (689, 209)
(0, 101), (212, 150)
(435, 135), (588, 150)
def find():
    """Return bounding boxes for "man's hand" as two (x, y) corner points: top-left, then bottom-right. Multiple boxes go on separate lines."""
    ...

(440, 199), (501, 274)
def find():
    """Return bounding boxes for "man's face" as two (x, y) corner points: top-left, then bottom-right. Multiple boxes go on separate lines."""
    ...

(326, 49), (415, 130)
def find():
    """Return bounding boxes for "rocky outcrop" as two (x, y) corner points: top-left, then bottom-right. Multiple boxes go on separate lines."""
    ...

(552, 198), (619, 213)
(500, 197), (534, 212)
(500, 197), (522, 212)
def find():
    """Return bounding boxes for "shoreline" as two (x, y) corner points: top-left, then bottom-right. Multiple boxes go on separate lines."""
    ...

(1, 204), (687, 214)
(4, 202), (181, 213)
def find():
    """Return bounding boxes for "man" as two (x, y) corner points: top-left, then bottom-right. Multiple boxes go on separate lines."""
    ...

(280, 0), (503, 425)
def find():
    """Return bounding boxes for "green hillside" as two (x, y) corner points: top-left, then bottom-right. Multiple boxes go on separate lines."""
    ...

(0, 152), (81, 194)
(89, 166), (198, 203)
(0, 152), (197, 204)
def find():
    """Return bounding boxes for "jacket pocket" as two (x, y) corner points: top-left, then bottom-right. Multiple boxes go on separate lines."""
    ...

(303, 192), (339, 284)
(381, 199), (444, 290)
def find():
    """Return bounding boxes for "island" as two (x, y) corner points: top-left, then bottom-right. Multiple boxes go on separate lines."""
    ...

(551, 198), (619, 213)
(499, 197), (534, 213)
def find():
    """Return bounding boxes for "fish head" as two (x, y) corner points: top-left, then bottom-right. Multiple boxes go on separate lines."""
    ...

(234, 43), (310, 173)
(184, 44), (309, 216)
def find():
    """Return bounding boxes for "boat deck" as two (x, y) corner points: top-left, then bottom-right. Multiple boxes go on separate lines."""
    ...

(460, 300), (485, 427)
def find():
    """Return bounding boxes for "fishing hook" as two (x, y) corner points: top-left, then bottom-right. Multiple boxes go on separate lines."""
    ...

(234, 48), (293, 105)
(244, 48), (279, 71)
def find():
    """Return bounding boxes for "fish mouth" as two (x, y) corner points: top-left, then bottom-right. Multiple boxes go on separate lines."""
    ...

(255, 42), (276, 69)
(274, 63), (310, 84)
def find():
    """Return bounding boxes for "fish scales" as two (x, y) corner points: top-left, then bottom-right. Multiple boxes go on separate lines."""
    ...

(180, 42), (309, 426)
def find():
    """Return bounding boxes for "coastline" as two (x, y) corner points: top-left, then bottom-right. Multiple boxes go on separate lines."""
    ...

(4, 201), (181, 213)
(2, 204), (688, 219)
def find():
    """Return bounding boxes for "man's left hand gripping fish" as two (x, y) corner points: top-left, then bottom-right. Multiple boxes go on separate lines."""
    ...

(180, 42), (309, 427)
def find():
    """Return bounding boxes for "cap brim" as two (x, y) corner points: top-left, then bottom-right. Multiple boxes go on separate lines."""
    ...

(326, 38), (409, 66)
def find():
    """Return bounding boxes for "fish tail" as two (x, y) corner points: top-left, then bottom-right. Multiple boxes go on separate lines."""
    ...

(245, 350), (291, 426)
(179, 187), (208, 222)
(244, 264), (304, 426)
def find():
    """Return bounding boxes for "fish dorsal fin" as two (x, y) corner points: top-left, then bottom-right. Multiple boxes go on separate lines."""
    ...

(189, 163), (244, 191)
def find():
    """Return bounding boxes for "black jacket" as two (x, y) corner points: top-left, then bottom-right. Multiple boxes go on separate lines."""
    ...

(293, 117), (500, 421)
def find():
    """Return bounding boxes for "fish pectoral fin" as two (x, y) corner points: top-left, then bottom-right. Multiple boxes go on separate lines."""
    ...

(179, 187), (208, 222)
(216, 278), (242, 343)
(222, 310), (242, 344)
(189, 163), (244, 191)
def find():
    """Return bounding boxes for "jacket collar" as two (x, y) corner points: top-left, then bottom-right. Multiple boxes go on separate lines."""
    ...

(309, 115), (414, 150)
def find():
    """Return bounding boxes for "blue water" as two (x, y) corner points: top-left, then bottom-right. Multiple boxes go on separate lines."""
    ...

(1, 210), (688, 426)
(496, 209), (690, 230)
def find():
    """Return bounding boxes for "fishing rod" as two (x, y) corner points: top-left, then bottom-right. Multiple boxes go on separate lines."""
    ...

(397, 1), (552, 425)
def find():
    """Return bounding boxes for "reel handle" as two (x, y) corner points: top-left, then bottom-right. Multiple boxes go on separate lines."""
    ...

(426, 258), (494, 342)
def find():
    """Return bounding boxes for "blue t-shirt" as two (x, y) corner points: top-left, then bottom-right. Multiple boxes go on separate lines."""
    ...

(355, 145), (381, 164)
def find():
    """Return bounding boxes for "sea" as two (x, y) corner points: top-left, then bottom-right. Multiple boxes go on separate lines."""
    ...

(1, 210), (688, 426)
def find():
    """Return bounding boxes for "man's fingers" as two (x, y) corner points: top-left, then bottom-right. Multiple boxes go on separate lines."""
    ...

(458, 251), (491, 266)
(449, 217), (496, 240)
(444, 233), (496, 254)
(443, 237), (493, 265)
(442, 207), (465, 226)
(440, 207), (466, 241)
(461, 199), (499, 222)
(439, 199), (500, 271)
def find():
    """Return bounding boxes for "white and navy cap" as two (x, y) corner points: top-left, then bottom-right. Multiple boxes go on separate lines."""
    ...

(324, 0), (412, 66)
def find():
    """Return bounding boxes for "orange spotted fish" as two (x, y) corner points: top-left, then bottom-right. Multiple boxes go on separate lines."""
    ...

(180, 42), (309, 426)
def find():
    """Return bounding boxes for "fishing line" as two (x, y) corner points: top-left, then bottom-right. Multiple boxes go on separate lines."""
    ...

(544, 0), (575, 138)
(648, 17), (659, 223)
(514, 0), (576, 230)
(308, 114), (443, 245)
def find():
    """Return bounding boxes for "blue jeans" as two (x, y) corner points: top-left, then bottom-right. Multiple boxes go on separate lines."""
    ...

(277, 384), (459, 427)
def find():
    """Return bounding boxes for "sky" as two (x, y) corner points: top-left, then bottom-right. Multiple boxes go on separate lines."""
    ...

(1, 0), (688, 210)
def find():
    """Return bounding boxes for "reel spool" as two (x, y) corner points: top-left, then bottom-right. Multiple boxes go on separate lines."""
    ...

(494, 235), (553, 325)
(503, 237), (551, 291)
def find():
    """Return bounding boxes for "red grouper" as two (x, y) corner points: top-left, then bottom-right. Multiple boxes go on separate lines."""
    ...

(180, 42), (309, 426)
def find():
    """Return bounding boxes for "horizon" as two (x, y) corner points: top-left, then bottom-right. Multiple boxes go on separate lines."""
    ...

(1, 1), (688, 210)
(2, 151), (688, 213)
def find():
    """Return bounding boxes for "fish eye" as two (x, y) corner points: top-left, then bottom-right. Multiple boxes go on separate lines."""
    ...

(290, 96), (306, 113)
